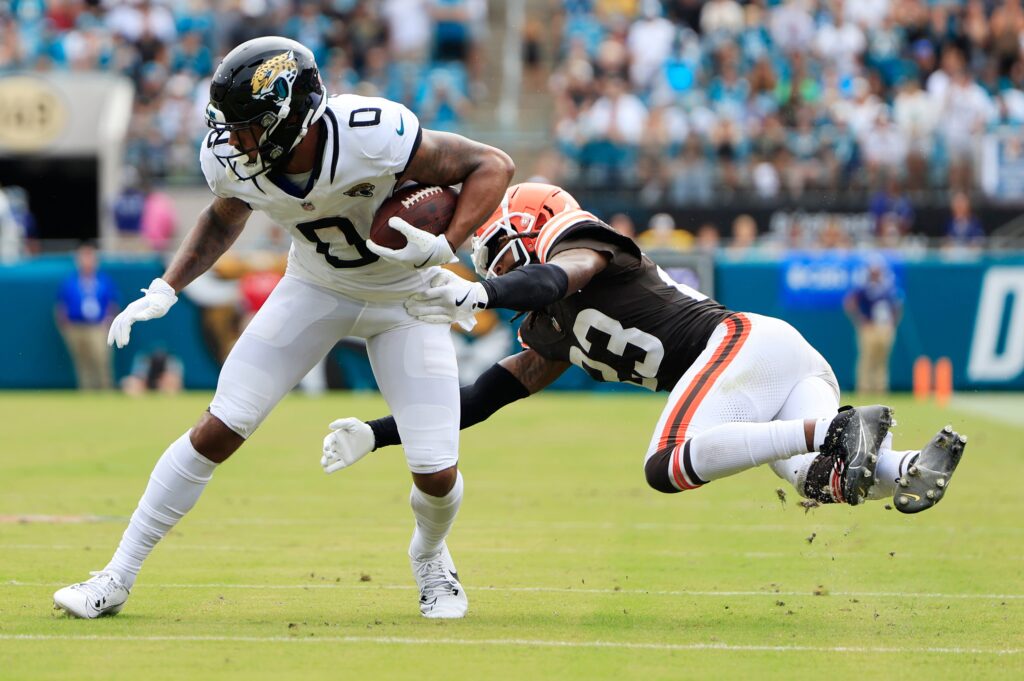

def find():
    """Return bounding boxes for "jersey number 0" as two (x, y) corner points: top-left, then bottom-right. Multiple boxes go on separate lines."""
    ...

(296, 108), (386, 268)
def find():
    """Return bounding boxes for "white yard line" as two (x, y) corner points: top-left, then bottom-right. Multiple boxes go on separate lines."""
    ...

(0, 633), (1018, 655)
(951, 394), (1024, 429)
(6, 580), (1022, 600)
(5, 543), (1022, 562)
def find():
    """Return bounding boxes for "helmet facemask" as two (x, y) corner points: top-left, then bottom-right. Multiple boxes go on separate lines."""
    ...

(471, 194), (538, 279)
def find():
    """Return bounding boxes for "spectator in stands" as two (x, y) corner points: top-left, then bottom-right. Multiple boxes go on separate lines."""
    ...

(845, 258), (903, 395)
(139, 180), (177, 252)
(893, 77), (937, 190)
(727, 214), (758, 257)
(815, 1), (866, 77)
(580, 75), (648, 184)
(860, 107), (909, 188)
(869, 175), (915, 237)
(638, 213), (692, 251)
(627, 0), (675, 92)
(668, 135), (714, 205)
(383, 0), (432, 61)
(121, 349), (184, 396)
(55, 243), (119, 391)
(818, 217), (852, 250)
(608, 212), (637, 239)
(937, 52), (994, 191)
(769, 0), (815, 54)
(945, 191), (985, 250)
(695, 222), (721, 253)
(112, 168), (146, 250)
(700, 0), (744, 39)
(417, 69), (470, 132)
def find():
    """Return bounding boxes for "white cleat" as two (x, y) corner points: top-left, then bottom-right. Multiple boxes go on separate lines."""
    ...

(411, 543), (467, 619)
(53, 571), (130, 619)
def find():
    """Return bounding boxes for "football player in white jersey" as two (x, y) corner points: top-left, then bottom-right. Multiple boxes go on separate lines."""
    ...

(53, 36), (514, 620)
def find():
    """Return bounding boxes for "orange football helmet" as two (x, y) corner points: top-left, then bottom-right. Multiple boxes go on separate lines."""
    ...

(471, 182), (580, 278)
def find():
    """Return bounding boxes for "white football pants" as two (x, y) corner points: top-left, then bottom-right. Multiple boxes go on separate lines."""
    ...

(210, 274), (460, 473)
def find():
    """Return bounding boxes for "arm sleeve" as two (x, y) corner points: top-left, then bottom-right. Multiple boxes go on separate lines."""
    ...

(367, 363), (530, 450)
(479, 263), (569, 312)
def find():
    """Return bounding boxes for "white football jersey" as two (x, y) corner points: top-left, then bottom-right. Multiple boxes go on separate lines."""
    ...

(200, 94), (432, 302)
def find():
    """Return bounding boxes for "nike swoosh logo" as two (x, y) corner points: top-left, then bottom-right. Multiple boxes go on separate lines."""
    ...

(903, 492), (922, 501)
(396, 115), (405, 136)
(454, 292), (470, 307)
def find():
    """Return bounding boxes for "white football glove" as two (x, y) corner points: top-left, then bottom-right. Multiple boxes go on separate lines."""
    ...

(107, 278), (178, 349)
(405, 269), (488, 327)
(365, 216), (458, 269)
(321, 418), (376, 474)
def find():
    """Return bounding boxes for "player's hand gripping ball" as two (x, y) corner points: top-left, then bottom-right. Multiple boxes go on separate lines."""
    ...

(367, 185), (460, 268)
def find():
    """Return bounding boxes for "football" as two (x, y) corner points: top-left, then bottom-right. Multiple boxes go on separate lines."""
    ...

(369, 184), (459, 250)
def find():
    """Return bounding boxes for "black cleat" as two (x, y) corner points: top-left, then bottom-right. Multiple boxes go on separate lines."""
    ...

(895, 425), (966, 514)
(821, 405), (894, 505)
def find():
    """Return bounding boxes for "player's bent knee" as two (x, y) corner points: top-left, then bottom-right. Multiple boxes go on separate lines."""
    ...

(412, 465), (458, 497)
(190, 411), (245, 463)
(644, 445), (684, 494)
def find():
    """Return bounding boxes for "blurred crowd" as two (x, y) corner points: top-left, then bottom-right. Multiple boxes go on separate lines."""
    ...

(600, 181), (986, 254)
(545, 0), (1024, 202)
(0, 0), (484, 182)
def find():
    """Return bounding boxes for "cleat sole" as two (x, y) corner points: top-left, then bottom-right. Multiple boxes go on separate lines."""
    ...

(895, 426), (967, 514)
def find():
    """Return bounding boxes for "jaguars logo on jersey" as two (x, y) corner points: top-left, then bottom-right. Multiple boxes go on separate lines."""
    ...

(251, 51), (298, 103)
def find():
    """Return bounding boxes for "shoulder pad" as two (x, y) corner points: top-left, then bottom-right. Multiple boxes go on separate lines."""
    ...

(535, 210), (600, 263)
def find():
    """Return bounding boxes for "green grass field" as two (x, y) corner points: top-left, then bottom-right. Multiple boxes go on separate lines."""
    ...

(1, 391), (1021, 680)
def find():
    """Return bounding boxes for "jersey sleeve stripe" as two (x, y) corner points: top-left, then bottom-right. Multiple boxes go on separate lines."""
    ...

(535, 210), (599, 263)
(397, 125), (423, 180)
(325, 107), (341, 183)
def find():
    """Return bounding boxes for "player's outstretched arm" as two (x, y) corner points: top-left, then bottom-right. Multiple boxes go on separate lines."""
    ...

(108, 197), (251, 348)
(321, 350), (569, 473)
(162, 197), (252, 292)
(406, 246), (610, 324)
(367, 130), (515, 269)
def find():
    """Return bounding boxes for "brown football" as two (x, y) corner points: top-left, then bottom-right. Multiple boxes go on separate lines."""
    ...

(369, 184), (459, 250)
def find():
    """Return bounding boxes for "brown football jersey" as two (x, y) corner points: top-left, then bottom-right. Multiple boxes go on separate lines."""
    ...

(519, 218), (732, 391)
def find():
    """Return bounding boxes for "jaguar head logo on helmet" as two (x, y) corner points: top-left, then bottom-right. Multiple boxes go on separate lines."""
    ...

(205, 37), (326, 181)
(471, 182), (580, 279)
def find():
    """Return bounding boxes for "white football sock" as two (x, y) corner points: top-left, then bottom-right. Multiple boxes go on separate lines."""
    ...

(688, 420), (810, 483)
(769, 452), (820, 495)
(869, 433), (918, 500)
(104, 431), (217, 588)
(409, 471), (463, 561)
(812, 417), (832, 450)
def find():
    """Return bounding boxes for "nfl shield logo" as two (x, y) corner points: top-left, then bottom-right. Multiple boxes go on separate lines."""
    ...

(301, 201), (315, 212)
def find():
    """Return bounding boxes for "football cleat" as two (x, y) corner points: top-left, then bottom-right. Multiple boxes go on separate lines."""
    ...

(821, 405), (894, 505)
(53, 571), (130, 619)
(895, 425), (966, 514)
(411, 543), (467, 619)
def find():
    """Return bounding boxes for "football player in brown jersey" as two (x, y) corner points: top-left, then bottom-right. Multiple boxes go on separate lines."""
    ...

(323, 183), (965, 515)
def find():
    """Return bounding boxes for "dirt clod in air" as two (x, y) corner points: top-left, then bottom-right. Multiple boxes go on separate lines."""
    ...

(799, 500), (820, 514)
(776, 488), (787, 507)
